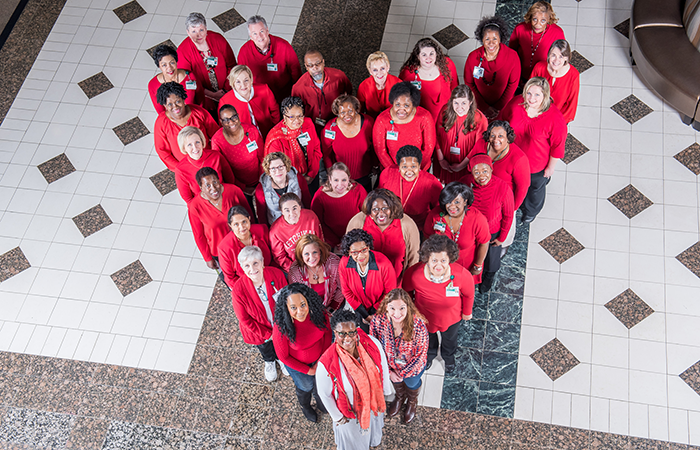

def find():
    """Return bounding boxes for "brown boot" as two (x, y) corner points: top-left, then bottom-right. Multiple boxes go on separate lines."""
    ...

(387, 382), (407, 417)
(403, 385), (421, 424)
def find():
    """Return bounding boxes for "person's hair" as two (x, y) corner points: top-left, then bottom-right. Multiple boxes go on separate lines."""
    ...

(548, 39), (571, 63)
(323, 162), (356, 192)
(227, 205), (251, 225)
(237, 245), (264, 266)
(331, 94), (361, 116)
(521, 76), (551, 113)
(388, 81), (421, 108)
(483, 120), (516, 143)
(262, 152), (292, 174)
(195, 167), (218, 186)
(419, 234), (460, 263)
(219, 104), (239, 118)
(396, 145), (422, 166)
(474, 15), (509, 43)
(152, 44), (178, 67)
(375, 288), (426, 342)
(177, 126), (206, 155)
(441, 85), (480, 135)
(294, 234), (330, 268)
(281, 96), (305, 117)
(304, 49), (323, 60)
(247, 15), (268, 29)
(156, 81), (187, 106)
(227, 65), (254, 90)
(401, 38), (451, 83)
(330, 308), (360, 330)
(439, 182), (474, 212)
(362, 188), (403, 220)
(278, 192), (301, 211)
(524, 1), (558, 25)
(274, 283), (328, 343)
(365, 51), (390, 72)
(185, 12), (206, 30)
(340, 229), (374, 256)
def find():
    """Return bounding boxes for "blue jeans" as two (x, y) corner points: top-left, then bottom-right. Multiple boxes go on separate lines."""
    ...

(285, 364), (315, 392)
(403, 367), (425, 390)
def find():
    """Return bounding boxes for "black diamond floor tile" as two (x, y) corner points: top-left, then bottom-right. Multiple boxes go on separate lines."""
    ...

(607, 184), (653, 219)
(149, 169), (177, 196)
(113, 0), (147, 24)
(538, 228), (585, 264)
(146, 40), (176, 59)
(674, 143), (700, 175)
(113, 117), (150, 145)
(530, 338), (580, 381)
(610, 95), (653, 125)
(72, 205), (113, 238)
(680, 360), (700, 397)
(77, 72), (114, 99)
(562, 133), (589, 165)
(0, 247), (31, 283)
(37, 153), (76, 184)
(211, 8), (245, 33)
(604, 289), (654, 329)
(111, 260), (153, 296)
(432, 24), (469, 50)
(614, 18), (630, 39)
(569, 50), (593, 74)
(677, 242), (700, 278)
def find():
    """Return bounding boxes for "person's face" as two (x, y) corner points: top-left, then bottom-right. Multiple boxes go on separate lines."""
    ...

(248, 22), (270, 50)
(392, 95), (414, 120)
(287, 293), (310, 322)
(184, 133), (204, 159)
(369, 60), (389, 85)
(281, 200), (301, 224)
(165, 94), (186, 118)
(199, 175), (222, 202)
(418, 46), (437, 69)
(241, 258), (263, 281)
(348, 241), (370, 266)
(531, 11), (549, 33)
(267, 158), (288, 179)
(489, 126), (509, 152)
(334, 322), (358, 353)
(548, 47), (567, 70)
(387, 299), (407, 324)
(338, 102), (357, 124)
(234, 72), (252, 97)
(446, 195), (465, 217)
(472, 163), (492, 186)
(283, 106), (304, 130)
(370, 198), (392, 226)
(302, 243), (321, 268)
(158, 55), (178, 77)
(329, 169), (350, 195)
(427, 251), (450, 277)
(229, 214), (251, 239)
(452, 96), (471, 117)
(483, 29), (501, 54)
(187, 24), (207, 45)
(219, 109), (241, 132)
(399, 156), (420, 182)
(526, 85), (545, 110)
(304, 53), (325, 81)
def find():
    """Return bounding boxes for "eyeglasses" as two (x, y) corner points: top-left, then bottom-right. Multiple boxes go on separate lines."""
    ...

(268, 165), (286, 172)
(305, 61), (324, 69)
(284, 114), (304, 121)
(335, 330), (357, 339)
(349, 247), (369, 257)
(220, 116), (239, 123)
(370, 207), (391, 214)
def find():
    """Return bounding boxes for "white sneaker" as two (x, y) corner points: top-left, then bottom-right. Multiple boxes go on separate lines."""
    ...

(278, 360), (289, 376)
(264, 361), (278, 382)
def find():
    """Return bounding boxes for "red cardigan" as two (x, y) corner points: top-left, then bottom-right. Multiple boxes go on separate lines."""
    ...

(264, 118), (323, 179)
(210, 124), (264, 189)
(373, 107), (436, 170)
(153, 105), (220, 170)
(187, 183), (251, 262)
(467, 140), (531, 210)
(310, 185), (367, 248)
(237, 35), (302, 103)
(174, 149), (236, 203)
(338, 251), (397, 316)
(399, 67), (453, 122)
(508, 23), (566, 82)
(463, 174), (515, 242)
(291, 68), (353, 123)
(177, 31), (236, 93)
(218, 224), (273, 288)
(231, 266), (287, 345)
(148, 71), (202, 114)
(531, 61), (580, 123)
(321, 115), (376, 180)
(378, 167), (442, 231)
(463, 44), (521, 113)
(218, 84), (280, 138)
(269, 209), (324, 272)
(434, 107), (488, 184)
(273, 314), (332, 374)
(357, 74), (401, 118)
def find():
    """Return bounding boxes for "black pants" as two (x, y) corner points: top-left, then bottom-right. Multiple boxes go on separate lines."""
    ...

(256, 340), (277, 362)
(356, 174), (373, 193)
(484, 232), (502, 274)
(521, 170), (550, 220)
(427, 320), (461, 366)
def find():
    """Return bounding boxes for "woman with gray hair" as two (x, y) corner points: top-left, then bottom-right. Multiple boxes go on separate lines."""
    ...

(230, 245), (289, 382)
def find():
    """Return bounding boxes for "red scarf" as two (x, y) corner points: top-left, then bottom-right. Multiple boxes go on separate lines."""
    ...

(264, 124), (308, 174)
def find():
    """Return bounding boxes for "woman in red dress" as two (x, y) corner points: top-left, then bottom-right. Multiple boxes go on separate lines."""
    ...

(357, 51), (401, 118)
(269, 193), (324, 272)
(531, 39), (580, 123)
(288, 234), (344, 311)
(148, 44), (202, 113)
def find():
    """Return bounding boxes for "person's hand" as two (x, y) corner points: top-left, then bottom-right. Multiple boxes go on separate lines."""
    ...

(308, 362), (317, 376)
(205, 89), (225, 101)
(462, 313), (472, 321)
(439, 159), (453, 173)
(206, 259), (217, 270)
(469, 265), (483, 276)
(490, 238), (503, 246)
(486, 106), (499, 120)
(389, 371), (403, 383)
(304, 175), (313, 183)
(363, 314), (374, 324)
(543, 165), (555, 178)
(336, 417), (350, 425)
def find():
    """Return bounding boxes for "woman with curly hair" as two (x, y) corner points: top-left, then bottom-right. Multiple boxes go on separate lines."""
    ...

(273, 283), (332, 422)
(147, 44), (202, 113)
(254, 152), (311, 226)
(288, 234), (344, 311)
(399, 38), (459, 121)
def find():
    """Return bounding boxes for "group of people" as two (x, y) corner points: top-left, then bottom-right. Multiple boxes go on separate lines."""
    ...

(145, 2), (578, 448)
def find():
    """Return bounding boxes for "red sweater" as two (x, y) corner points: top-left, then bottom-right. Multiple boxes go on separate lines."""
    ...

(508, 23), (566, 81)
(399, 66), (453, 122)
(231, 266), (287, 345)
(361, 216), (406, 279)
(498, 98), (567, 173)
(273, 314), (332, 374)
(264, 118), (323, 179)
(378, 167), (442, 231)
(531, 61), (580, 123)
(153, 105), (221, 170)
(218, 84), (280, 138)
(218, 224), (273, 288)
(402, 263), (474, 333)
(463, 174), (515, 242)
(148, 71), (202, 114)
(434, 108), (488, 183)
(463, 44), (521, 113)
(338, 251), (397, 316)
(291, 68), (353, 123)
(187, 183), (251, 262)
(174, 149), (236, 203)
(467, 140), (531, 210)
(237, 35), (302, 104)
(177, 31), (236, 93)
(269, 209), (324, 271)
(357, 74), (401, 118)
(373, 107), (436, 170)
(210, 124), (264, 189)
(321, 115), (376, 180)
(310, 185), (367, 248)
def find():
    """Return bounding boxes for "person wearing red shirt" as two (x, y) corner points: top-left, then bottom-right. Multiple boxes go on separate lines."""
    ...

(311, 162), (367, 249)
(153, 82), (220, 170)
(273, 283), (332, 422)
(378, 145), (442, 231)
(508, 2), (566, 84)
(288, 234), (344, 311)
(499, 77), (566, 223)
(269, 193), (324, 272)
(373, 82), (436, 171)
(218, 206), (273, 288)
(238, 15), (302, 104)
(148, 44), (202, 114)
(218, 65), (280, 138)
(434, 85), (488, 184)
(231, 245), (287, 381)
(357, 51), (402, 118)
(531, 39), (580, 123)
(402, 235), (474, 373)
(255, 152), (311, 226)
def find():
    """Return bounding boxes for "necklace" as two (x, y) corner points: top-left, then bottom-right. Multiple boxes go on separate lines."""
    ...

(529, 26), (547, 68)
(399, 173), (419, 208)
(446, 212), (465, 242)
(429, 274), (445, 283)
(356, 262), (369, 278)
(488, 143), (508, 162)
(308, 265), (322, 282)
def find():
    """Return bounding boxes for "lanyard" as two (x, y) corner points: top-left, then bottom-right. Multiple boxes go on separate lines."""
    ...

(399, 172), (420, 209)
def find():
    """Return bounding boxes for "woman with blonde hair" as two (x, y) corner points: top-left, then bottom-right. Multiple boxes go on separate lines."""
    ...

(531, 39), (580, 123)
(219, 64), (280, 138)
(357, 51), (402, 118)
(289, 234), (344, 311)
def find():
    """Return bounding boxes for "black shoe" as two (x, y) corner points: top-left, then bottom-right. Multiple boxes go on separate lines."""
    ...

(425, 359), (433, 371)
(444, 362), (456, 373)
(521, 215), (535, 224)
(295, 387), (318, 422)
(479, 272), (496, 294)
(313, 389), (328, 414)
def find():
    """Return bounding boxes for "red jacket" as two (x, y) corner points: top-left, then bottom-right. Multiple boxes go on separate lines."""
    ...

(218, 224), (273, 288)
(434, 108), (488, 184)
(291, 68), (353, 123)
(509, 22), (566, 82)
(269, 209), (324, 271)
(264, 118), (323, 179)
(148, 71), (202, 114)
(177, 31), (236, 93)
(338, 251), (397, 318)
(531, 61), (580, 123)
(174, 149), (236, 203)
(218, 84), (280, 138)
(273, 314), (332, 374)
(463, 44), (521, 113)
(231, 266), (287, 345)
(378, 166), (442, 231)
(357, 74), (401, 118)
(210, 124), (264, 189)
(153, 105), (220, 170)
(321, 115), (376, 180)
(311, 185), (367, 248)
(373, 106), (436, 170)
(237, 35), (302, 103)
(467, 140), (531, 210)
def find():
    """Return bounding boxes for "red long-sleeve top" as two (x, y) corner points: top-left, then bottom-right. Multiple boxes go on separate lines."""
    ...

(467, 140), (531, 210)
(153, 105), (220, 170)
(508, 22), (566, 82)
(402, 262), (475, 333)
(357, 74), (401, 118)
(399, 66), (453, 122)
(177, 31), (236, 93)
(218, 84), (280, 138)
(289, 253), (344, 310)
(463, 44), (521, 113)
(273, 314), (332, 374)
(264, 118), (323, 179)
(174, 149), (236, 203)
(148, 71), (203, 114)
(231, 266), (287, 345)
(269, 209), (324, 272)
(254, 171), (312, 226)
(237, 35), (302, 104)
(338, 251), (397, 316)
(434, 107), (488, 184)
(210, 124), (264, 189)
(498, 98), (567, 173)
(321, 115), (376, 180)
(378, 167), (442, 231)
(218, 224), (273, 288)
(373, 107), (436, 170)
(531, 61), (580, 123)
(187, 183), (251, 262)
(291, 68), (353, 123)
(310, 185), (367, 248)
(463, 174), (515, 242)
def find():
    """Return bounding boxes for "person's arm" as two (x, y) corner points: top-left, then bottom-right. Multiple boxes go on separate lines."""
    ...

(188, 206), (214, 266)
(297, 172), (312, 208)
(230, 184), (253, 217)
(321, 123), (335, 170)
(315, 361), (345, 422)
(218, 243), (239, 288)
(285, 42), (302, 83)
(402, 217), (421, 270)
(339, 263), (364, 312)
(270, 227), (293, 271)
(562, 70), (580, 123)
(342, 73), (353, 96)
(218, 154), (236, 186)
(305, 129), (322, 179)
(175, 168), (196, 203)
(231, 284), (272, 345)
(446, 57), (459, 88)
(267, 90), (281, 124)
(369, 335), (393, 395)
(459, 270), (475, 319)
(154, 119), (179, 171)
(222, 39), (237, 91)
(544, 157), (559, 179)
(493, 50), (521, 111)
(496, 188), (514, 244)
(254, 184), (268, 226)
(373, 119), (394, 169)
(311, 193), (337, 247)
(420, 113), (437, 171)
(471, 242), (489, 276)
(397, 321), (428, 378)
(508, 25), (521, 52)
(272, 326), (314, 373)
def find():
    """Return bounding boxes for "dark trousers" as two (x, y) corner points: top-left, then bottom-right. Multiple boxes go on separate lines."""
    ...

(356, 174), (373, 193)
(427, 320), (461, 366)
(256, 340), (277, 362)
(521, 170), (550, 220)
(484, 232), (502, 274)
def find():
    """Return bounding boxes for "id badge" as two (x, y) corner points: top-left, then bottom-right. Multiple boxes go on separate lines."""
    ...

(185, 80), (197, 90)
(267, 63), (278, 71)
(246, 140), (259, 153)
(433, 221), (446, 233)
(298, 131), (311, 146)
(473, 66), (484, 79)
(314, 117), (327, 127)
(386, 130), (398, 141)
(206, 56), (218, 67)
(324, 129), (336, 140)
(410, 80), (422, 90)
(446, 284), (460, 297)
(449, 146), (461, 155)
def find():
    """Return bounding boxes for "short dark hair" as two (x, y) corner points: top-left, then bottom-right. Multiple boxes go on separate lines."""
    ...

(219, 104), (239, 118)
(419, 234), (460, 263)
(195, 167), (218, 186)
(330, 308), (359, 330)
(156, 81), (187, 106)
(439, 182), (474, 212)
(388, 81), (421, 107)
(278, 192), (301, 210)
(483, 120), (516, 143)
(396, 145), (422, 166)
(281, 96), (305, 116)
(340, 229), (374, 256)
(227, 205), (251, 224)
(152, 44), (178, 67)
(274, 283), (328, 343)
(474, 15), (509, 42)
(362, 188), (403, 220)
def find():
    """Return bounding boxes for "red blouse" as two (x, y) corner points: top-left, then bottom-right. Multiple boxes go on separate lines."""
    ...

(269, 209), (324, 272)
(369, 314), (428, 378)
(434, 107), (488, 184)
(321, 115), (376, 180)
(218, 224), (272, 288)
(361, 216), (406, 278)
(231, 266), (287, 345)
(338, 251), (397, 314)
(153, 105), (220, 170)
(237, 35), (302, 103)
(357, 74), (401, 118)
(373, 107), (436, 170)
(177, 31), (236, 93)
(508, 23), (566, 82)
(218, 84), (280, 138)
(467, 140), (531, 210)
(273, 314), (332, 374)
(378, 167), (442, 231)
(463, 44), (521, 113)
(531, 61), (580, 123)
(463, 174), (515, 242)
(310, 185), (367, 248)
(399, 67), (453, 122)
(211, 124), (264, 189)
(174, 149), (236, 203)
(148, 71), (202, 114)
(264, 118), (323, 179)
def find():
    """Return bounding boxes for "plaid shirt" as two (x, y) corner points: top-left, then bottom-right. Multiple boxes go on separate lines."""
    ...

(370, 314), (428, 378)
